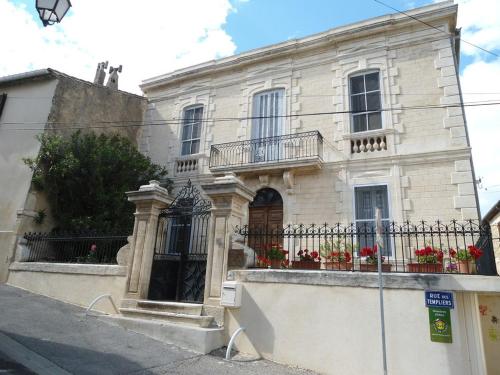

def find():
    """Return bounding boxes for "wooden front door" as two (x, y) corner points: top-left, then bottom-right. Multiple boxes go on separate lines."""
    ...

(248, 188), (283, 255)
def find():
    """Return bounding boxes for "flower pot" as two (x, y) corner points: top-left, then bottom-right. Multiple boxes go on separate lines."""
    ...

(457, 260), (476, 274)
(360, 263), (392, 272)
(292, 260), (321, 270)
(325, 261), (353, 271)
(270, 259), (282, 269)
(407, 263), (443, 273)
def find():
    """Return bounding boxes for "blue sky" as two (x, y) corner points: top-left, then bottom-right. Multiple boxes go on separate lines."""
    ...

(227, 0), (432, 52)
(2, 0), (499, 216)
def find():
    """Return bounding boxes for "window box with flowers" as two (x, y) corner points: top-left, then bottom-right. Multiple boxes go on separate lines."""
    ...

(407, 246), (444, 273)
(359, 245), (392, 272)
(449, 245), (483, 274)
(324, 251), (353, 270)
(256, 244), (288, 269)
(292, 249), (321, 270)
(320, 240), (355, 271)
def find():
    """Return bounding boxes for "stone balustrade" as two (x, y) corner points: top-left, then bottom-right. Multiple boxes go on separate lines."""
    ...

(351, 135), (387, 154)
(176, 157), (199, 174)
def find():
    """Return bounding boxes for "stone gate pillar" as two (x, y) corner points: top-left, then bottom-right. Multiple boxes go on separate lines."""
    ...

(124, 180), (172, 300)
(202, 174), (255, 306)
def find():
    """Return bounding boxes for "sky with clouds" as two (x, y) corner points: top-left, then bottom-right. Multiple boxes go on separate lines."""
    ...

(1, 0), (498, 216)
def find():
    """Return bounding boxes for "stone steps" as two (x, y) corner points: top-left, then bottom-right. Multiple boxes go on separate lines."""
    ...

(119, 307), (215, 328)
(113, 299), (224, 352)
(135, 299), (203, 315)
(99, 315), (225, 354)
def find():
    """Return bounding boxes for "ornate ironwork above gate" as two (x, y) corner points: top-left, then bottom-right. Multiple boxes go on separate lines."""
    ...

(148, 180), (211, 303)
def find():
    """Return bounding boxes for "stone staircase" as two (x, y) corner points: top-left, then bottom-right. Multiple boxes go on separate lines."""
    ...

(100, 299), (225, 354)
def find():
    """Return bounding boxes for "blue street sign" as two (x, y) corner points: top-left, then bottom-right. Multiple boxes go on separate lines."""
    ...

(425, 291), (454, 309)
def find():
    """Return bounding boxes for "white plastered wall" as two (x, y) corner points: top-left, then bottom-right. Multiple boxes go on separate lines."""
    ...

(0, 79), (58, 282)
(225, 281), (487, 375)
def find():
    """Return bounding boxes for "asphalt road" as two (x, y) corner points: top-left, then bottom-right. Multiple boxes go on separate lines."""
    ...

(0, 284), (317, 375)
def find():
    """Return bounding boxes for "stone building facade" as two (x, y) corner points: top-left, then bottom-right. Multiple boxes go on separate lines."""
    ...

(0, 69), (146, 282)
(139, 1), (479, 231)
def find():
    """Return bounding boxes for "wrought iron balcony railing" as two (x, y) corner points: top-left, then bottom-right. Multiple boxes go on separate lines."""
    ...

(209, 130), (323, 170)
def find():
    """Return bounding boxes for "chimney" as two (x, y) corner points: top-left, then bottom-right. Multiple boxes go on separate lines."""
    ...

(106, 65), (122, 90)
(93, 61), (108, 85)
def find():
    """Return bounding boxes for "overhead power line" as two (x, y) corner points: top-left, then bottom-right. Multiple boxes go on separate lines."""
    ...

(5, 92), (500, 101)
(374, 0), (499, 58)
(1, 100), (500, 131)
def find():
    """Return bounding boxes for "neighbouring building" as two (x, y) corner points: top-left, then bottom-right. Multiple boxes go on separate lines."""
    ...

(0, 68), (146, 282)
(483, 200), (500, 274)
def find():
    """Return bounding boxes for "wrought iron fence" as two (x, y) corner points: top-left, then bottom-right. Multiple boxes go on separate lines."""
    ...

(236, 220), (498, 276)
(22, 231), (128, 264)
(209, 130), (323, 169)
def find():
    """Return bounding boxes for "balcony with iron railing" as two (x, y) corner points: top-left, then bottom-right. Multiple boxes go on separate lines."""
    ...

(209, 130), (323, 173)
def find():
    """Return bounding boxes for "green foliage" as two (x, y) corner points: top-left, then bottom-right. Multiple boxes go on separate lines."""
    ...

(24, 131), (171, 232)
(33, 209), (46, 225)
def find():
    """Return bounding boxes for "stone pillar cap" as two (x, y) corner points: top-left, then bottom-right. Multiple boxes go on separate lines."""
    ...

(126, 180), (172, 204)
(213, 173), (244, 185)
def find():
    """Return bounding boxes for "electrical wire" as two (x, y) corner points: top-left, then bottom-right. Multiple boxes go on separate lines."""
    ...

(1, 100), (499, 131)
(373, 0), (499, 57)
(5, 91), (500, 100)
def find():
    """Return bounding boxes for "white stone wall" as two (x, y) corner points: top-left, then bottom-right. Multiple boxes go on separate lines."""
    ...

(224, 270), (496, 375)
(7, 263), (127, 314)
(142, 3), (478, 224)
(0, 79), (58, 282)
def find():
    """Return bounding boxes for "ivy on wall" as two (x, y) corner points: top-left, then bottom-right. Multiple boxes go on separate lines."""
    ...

(24, 131), (171, 232)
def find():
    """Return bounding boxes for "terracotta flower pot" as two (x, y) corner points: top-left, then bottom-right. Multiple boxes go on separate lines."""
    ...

(359, 263), (392, 272)
(325, 261), (353, 271)
(457, 260), (476, 274)
(407, 263), (443, 273)
(292, 260), (321, 270)
(270, 259), (282, 269)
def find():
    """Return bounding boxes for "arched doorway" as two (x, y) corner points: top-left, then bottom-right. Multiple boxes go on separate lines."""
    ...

(248, 188), (283, 253)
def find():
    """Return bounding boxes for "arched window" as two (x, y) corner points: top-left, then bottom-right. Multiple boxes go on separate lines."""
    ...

(181, 105), (203, 155)
(349, 71), (382, 132)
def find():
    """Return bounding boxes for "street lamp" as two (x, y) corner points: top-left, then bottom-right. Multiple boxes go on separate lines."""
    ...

(36, 0), (72, 27)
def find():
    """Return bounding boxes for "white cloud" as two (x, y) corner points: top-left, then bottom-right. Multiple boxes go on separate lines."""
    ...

(456, 0), (500, 57)
(455, 0), (500, 215)
(0, 0), (236, 93)
(461, 60), (500, 215)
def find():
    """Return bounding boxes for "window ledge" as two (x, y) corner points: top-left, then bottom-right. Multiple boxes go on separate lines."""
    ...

(342, 128), (395, 140)
(175, 153), (207, 161)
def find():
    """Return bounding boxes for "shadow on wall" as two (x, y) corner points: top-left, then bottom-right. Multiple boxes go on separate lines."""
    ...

(230, 286), (275, 356)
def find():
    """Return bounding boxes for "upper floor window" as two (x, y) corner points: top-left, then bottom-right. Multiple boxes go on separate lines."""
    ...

(252, 89), (284, 140)
(181, 105), (203, 156)
(350, 71), (382, 133)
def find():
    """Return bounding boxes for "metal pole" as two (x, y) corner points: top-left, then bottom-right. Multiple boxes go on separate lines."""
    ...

(376, 207), (388, 375)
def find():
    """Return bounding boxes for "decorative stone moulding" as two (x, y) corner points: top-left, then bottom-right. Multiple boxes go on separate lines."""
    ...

(351, 135), (387, 154)
(175, 157), (199, 175)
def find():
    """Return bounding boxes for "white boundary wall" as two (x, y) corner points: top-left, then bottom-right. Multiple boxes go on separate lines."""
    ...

(226, 270), (500, 375)
(7, 262), (127, 314)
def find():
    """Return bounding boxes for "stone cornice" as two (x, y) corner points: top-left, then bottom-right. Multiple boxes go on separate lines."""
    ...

(229, 269), (500, 293)
(141, 2), (456, 92)
(330, 147), (472, 170)
(9, 262), (127, 276)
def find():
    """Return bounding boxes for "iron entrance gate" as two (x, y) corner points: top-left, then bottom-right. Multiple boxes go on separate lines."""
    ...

(148, 181), (211, 303)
